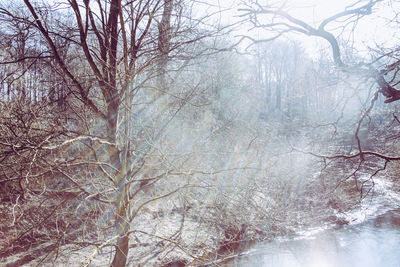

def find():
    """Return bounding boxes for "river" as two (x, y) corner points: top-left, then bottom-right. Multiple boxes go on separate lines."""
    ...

(225, 177), (400, 267)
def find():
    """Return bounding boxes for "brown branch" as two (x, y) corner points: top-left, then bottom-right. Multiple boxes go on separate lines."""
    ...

(0, 54), (53, 64)
(354, 90), (379, 160)
(377, 71), (400, 103)
(70, 0), (103, 80)
(300, 148), (400, 161)
(22, 0), (106, 121)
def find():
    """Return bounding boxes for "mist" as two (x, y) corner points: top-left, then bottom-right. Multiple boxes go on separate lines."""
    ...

(1, 0), (400, 266)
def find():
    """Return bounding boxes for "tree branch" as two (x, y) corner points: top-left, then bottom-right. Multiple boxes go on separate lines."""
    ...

(22, 0), (107, 120)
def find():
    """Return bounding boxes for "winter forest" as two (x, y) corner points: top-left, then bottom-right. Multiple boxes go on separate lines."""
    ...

(1, 0), (400, 266)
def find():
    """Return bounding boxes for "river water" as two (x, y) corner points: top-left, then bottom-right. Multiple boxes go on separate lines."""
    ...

(226, 177), (400, 267)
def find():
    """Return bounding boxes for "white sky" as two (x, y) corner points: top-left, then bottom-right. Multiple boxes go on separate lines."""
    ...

(288, 0), (397, 43)
(204, 0), (399, 58)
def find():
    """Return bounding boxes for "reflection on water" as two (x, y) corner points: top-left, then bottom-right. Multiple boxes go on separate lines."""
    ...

(227, 209), (400, 267)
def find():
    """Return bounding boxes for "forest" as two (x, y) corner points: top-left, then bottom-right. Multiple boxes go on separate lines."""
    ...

(0, 0), (400, 266)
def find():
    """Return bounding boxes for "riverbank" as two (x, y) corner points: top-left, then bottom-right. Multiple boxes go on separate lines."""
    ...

(221, 166), (400, 266)
(2, 159), (398, 266)
(224, 207), (400, 267)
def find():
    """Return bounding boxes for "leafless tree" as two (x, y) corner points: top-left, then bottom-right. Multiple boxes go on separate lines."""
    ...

(239, 0), (400, 181)
(0, 0), (231, 265)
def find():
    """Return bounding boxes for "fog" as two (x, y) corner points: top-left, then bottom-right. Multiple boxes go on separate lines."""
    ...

(1, 0), (400, 266)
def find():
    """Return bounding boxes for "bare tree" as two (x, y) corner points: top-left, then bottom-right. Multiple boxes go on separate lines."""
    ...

(239, 0), (400, 169)
(0, 0), (228, 265)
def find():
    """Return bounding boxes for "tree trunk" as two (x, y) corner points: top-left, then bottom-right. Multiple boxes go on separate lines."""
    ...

(105, 1), (131, 263)
(111, 233), (129, 267)
(109, 131), (131, 267)
(157, 0), (173, 90)
(106, 97), (131, 267)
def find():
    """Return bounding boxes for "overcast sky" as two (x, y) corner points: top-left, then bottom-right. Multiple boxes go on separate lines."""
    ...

(201, 0), (399, 57)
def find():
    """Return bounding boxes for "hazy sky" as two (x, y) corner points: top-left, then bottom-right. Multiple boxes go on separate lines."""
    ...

(292, 0), (398, 55)
(208, 0), (399, 57)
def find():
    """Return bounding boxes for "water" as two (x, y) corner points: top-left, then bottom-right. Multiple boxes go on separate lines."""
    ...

(226, 177), (400, 267)
(228, 209), (400, 267)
